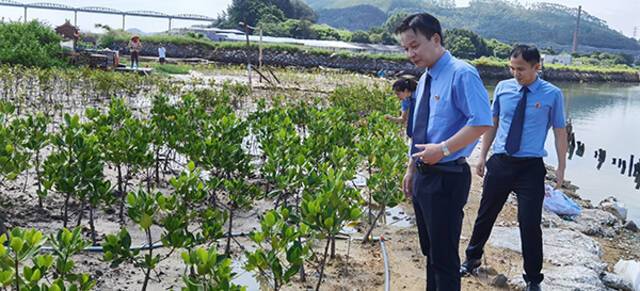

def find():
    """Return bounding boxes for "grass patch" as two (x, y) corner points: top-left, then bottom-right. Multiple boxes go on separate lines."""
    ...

(152, 63), (191, 75)
(470, 56), (639, 74)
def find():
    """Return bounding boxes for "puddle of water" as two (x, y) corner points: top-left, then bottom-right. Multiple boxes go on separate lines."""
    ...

(351, 174), (367, 188)
(384, 205), (413, 228)
(232, 259), (263, 291)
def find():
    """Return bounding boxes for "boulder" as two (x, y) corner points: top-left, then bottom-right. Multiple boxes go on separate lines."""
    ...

(489, 227), (608, 291)
(599, 196), (628, 222)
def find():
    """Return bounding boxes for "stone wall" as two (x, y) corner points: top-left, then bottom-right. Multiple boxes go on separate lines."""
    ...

(112, 41), (640, 83)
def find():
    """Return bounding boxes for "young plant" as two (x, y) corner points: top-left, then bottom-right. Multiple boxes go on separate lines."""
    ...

(301, 148), (363, 291)
(86, 98), (153, 225)
(42, 113), (110, 243)
(22, 112), (51, 208)
(244, 207), (310, 291)
(181, 246), (244, 291)
(0, 101), (30, 184)
(0, 227), (94, 291)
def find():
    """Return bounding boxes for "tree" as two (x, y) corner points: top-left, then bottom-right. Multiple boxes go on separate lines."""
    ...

(225, 0), (284, 27)
(446, 28), (492, 59)
(351, 30), (370, 43)
(222, 0), (316, 28)
(448, 36), (476, 59)
(383, 11), (409, 34)
(0, 21), (66, 68)
(487, 38), (512, 58)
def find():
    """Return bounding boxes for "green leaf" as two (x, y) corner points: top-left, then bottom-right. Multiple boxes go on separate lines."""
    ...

(10, 237), (24, 253)
(323, 217), (334, 229)
(140, 214), (153, 230)
(264, 211), (276, 228)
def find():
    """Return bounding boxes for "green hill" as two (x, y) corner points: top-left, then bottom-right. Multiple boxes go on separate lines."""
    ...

(317, 5), (387, 31)
(308, 0), (640, 51)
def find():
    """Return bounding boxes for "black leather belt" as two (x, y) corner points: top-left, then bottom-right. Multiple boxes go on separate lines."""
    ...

(494, 153), (540, 163)
(415, 157), (467, 174)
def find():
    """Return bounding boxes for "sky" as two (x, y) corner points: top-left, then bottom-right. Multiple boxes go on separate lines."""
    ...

(0, 0), (638, 38)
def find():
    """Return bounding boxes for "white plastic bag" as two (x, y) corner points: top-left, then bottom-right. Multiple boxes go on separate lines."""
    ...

(543, 185), (581, 216)
(614, 259), (640, 291)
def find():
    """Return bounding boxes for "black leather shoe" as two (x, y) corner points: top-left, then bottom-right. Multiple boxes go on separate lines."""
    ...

(526, 282), (541, 291)
(459, 258), (481, 276)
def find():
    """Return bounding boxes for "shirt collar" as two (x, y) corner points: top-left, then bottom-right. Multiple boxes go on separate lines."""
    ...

(516, 76), (542, 93)
(426, 51), (452, 80)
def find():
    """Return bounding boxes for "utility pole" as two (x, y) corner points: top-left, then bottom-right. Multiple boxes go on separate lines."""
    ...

(572, 5), (582, 53)
(239, 21), (254, 89)
(634, 26), (638, 39)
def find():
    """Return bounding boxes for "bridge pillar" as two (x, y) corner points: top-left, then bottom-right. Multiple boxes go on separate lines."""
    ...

(74, 10), (77, 26)
(23, 7), (27, 23)
(168, 18), (172, 31)
(122, 14), (125, 30)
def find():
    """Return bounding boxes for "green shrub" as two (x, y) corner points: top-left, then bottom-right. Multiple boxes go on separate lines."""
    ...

(0, 21), (67, 68)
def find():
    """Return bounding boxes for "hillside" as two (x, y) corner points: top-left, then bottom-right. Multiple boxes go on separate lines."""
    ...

(309, 0), (640, 51)
(317, 5), (387, 31)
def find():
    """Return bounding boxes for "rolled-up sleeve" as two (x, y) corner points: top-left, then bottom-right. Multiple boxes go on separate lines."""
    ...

(453, 69), (493, 127)
(551, 89), (566, 128)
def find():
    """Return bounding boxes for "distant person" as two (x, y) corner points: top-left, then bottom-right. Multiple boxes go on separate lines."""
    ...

(158, 46), (166, 64)
(128, 35), (142, 68)
(385, 78), (418, 137)
(461, 45), (568, 291)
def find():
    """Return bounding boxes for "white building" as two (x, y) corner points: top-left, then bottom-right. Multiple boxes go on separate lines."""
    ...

(542, 54), (573, 65)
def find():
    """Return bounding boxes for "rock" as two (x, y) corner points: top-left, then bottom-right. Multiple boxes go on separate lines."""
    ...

(570, 208), (620, 237)
(478, 266), (499, 276)
(600, 272), (633, 291)
(614, 260), (640, 291)
(492, 274), (509, 288)
(624, 220), (639, 232)
(489, 227), (608, 291)
(599, 196), (628, 222)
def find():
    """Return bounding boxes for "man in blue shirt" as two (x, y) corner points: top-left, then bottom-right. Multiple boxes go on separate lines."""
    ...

(460, 45), (568, 291)
(396, 13), (493, 291)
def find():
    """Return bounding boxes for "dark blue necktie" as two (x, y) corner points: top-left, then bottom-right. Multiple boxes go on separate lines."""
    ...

(406, 96), (415, 138)
(505, 86), (529, 155)
(411, 74), (432, 155)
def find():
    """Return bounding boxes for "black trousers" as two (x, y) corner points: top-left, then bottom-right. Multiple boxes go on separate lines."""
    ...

(465, 154), (546, 284)
(412, 162), (471, 291)
(131, 51), (139, 67)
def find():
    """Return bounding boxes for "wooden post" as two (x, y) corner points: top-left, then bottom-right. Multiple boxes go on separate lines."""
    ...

(259, 28), (263, 69)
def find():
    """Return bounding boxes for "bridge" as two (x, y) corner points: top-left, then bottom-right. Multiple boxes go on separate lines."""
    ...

(0, 0), (215, 30)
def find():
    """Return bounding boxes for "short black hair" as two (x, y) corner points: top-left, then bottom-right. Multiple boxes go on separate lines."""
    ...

(394, 13), (444, 47)
(392, 78), (418, 92)
(510, 44), (541, 65)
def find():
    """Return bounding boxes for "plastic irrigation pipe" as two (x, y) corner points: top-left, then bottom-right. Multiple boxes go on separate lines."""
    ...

(379, 236), (391, 291)
(37, 232), (251, 253)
